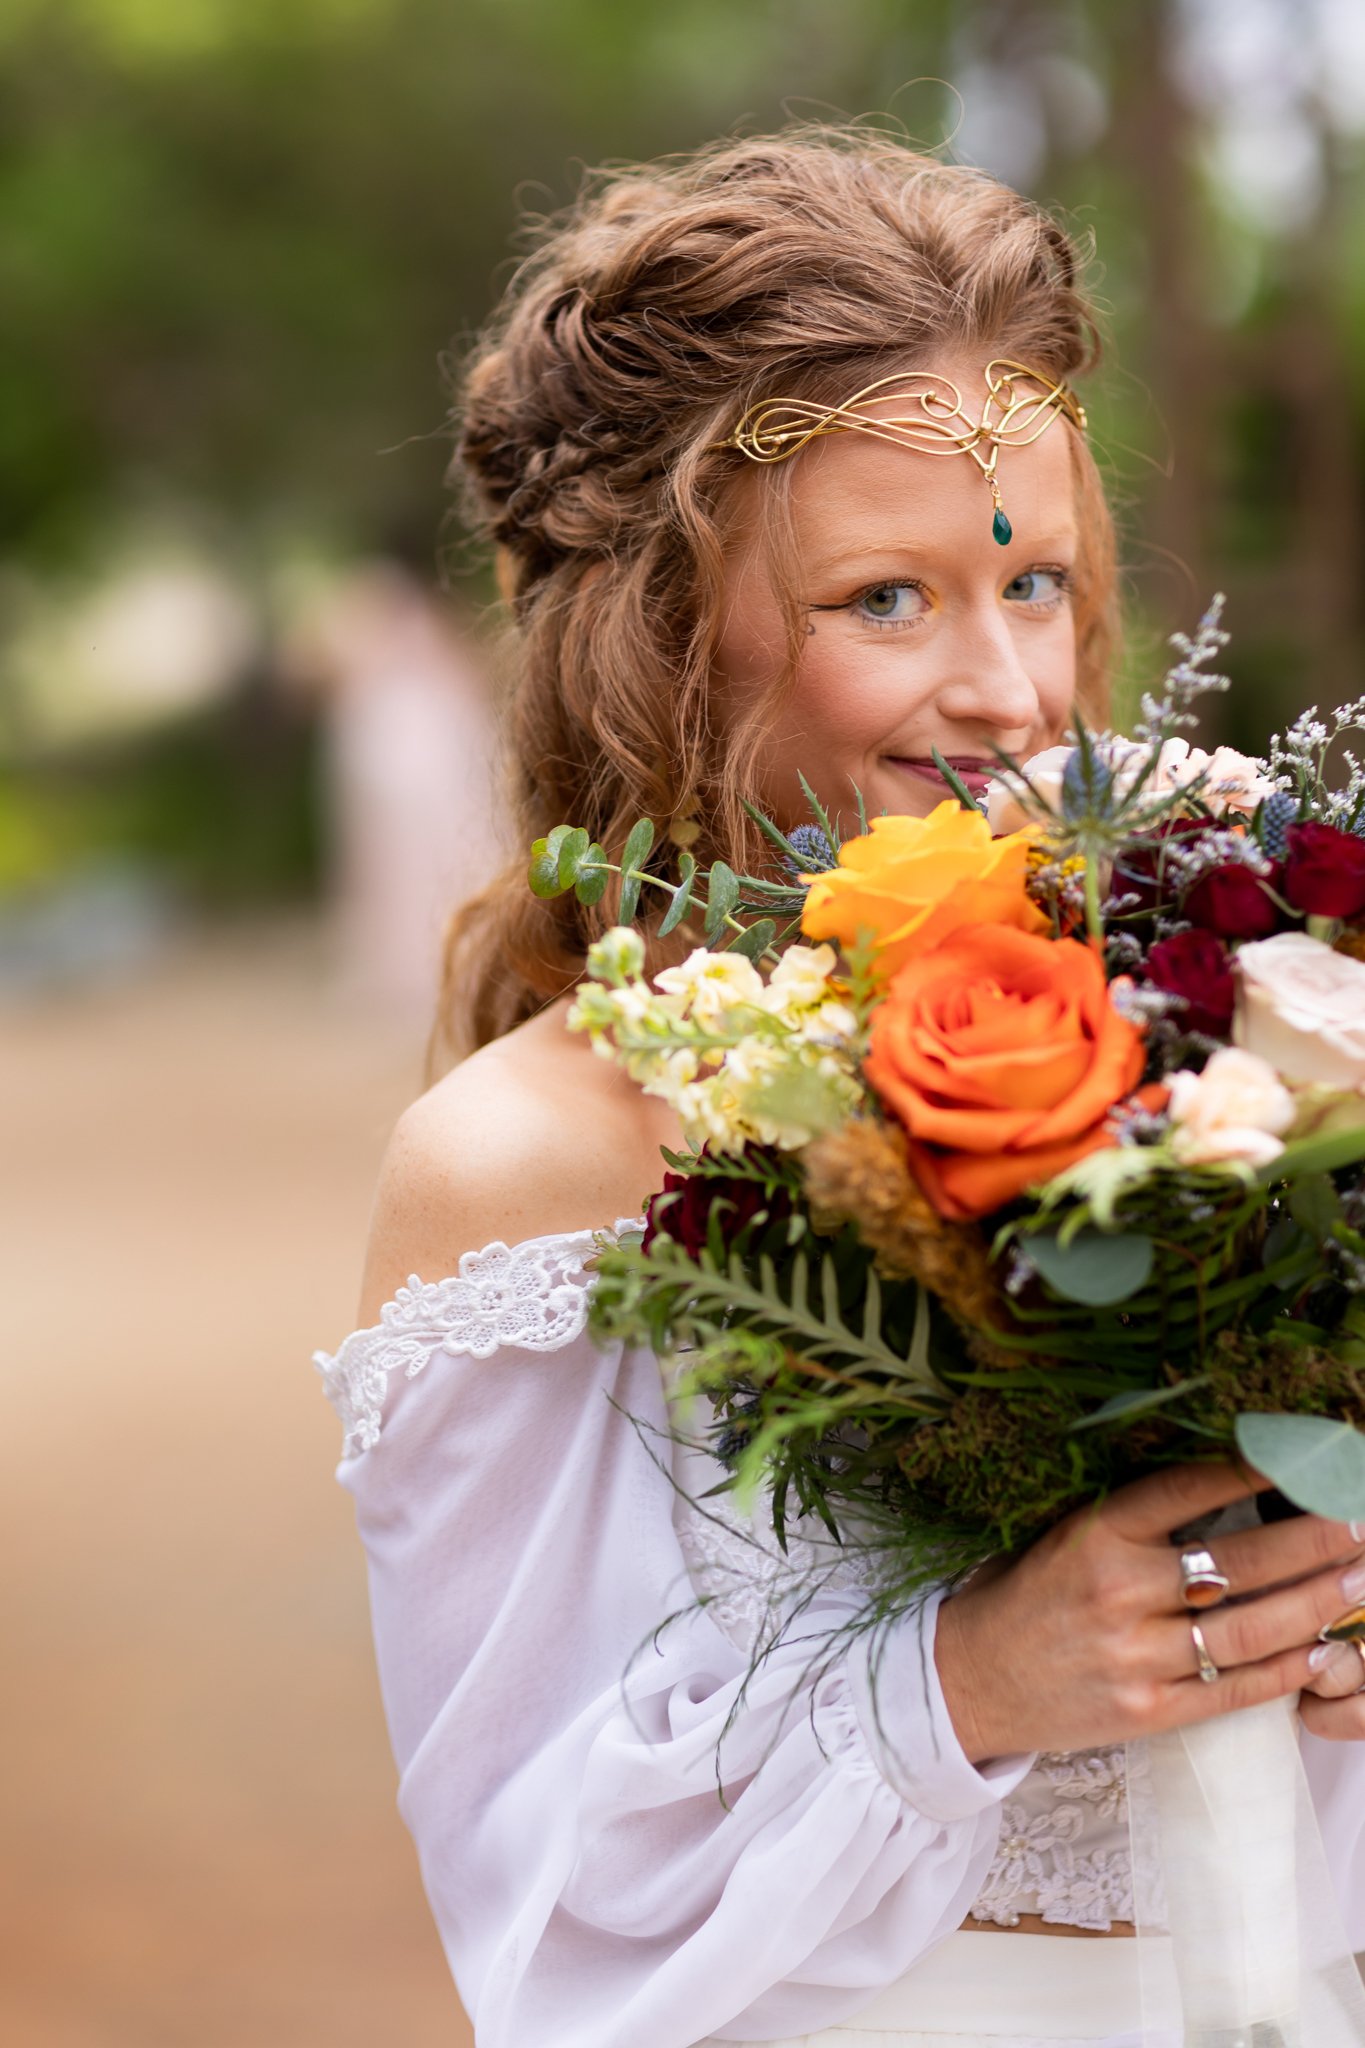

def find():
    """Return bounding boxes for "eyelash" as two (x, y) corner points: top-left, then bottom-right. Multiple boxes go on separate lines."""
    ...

(814, 566), (1076, 634)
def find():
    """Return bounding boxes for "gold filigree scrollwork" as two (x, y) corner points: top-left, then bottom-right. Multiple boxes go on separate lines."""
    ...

(718, 359), (1085, 470)
(714, 359), (1086, 544)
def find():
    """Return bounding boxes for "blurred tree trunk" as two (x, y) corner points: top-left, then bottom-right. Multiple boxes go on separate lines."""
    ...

(1266, 111), (1362, 710)
(1111, 0), (1214, 628)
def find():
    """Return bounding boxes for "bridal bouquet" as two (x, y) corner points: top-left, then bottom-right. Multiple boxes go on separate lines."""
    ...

(527, 598), (1365, 2039)
(532, 598), (1365, 1581)
(532, 596), (1365, 2038)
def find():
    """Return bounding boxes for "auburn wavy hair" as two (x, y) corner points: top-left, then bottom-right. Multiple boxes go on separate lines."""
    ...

(430, 124), (1118, 1072)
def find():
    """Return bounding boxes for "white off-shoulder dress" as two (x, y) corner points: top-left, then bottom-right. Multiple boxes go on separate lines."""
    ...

(315, 1218), (1365, 2048)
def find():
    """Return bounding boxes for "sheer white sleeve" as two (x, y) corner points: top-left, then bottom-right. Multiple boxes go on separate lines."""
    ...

(314, 1222), (1036, 2048)
(1301, 1727), (1365, 1949)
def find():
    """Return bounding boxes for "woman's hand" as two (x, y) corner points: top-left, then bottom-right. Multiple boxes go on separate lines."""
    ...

(933, 1461), (1365, 1763)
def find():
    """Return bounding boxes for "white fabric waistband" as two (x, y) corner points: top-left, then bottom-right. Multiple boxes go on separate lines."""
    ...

(852, 1930), (1158, 2036)
(704, 1929), (1173, 2045)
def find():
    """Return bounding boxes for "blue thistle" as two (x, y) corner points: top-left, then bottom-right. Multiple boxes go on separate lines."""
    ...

(783, 823), (838, 874)
(1259, 790), (1298, 860)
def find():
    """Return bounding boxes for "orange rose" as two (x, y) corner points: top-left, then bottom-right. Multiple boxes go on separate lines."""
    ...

(865, 925), (1146, 1220)
(800, 802), (1047, 980)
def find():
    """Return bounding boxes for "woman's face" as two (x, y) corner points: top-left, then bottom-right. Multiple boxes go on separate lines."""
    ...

(715, 361), (1079, 833)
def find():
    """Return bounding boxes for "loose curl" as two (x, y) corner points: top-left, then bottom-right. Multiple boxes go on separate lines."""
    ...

(430, 124), (1118, 1072)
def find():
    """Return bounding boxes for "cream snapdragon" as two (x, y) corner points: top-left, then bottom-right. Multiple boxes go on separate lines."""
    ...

(568, 934), (862, 1151)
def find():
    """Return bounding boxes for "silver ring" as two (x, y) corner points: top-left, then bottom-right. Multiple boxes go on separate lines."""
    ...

(1191, 1621), (1221, 1685)
(1178, 1546), (1231, 1611)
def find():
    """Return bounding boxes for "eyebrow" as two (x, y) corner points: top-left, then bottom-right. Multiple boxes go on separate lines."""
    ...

(808, 532), (1080, 572)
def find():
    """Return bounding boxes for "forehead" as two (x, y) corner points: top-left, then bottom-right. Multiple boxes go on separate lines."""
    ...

(794, 408), (1076, 559)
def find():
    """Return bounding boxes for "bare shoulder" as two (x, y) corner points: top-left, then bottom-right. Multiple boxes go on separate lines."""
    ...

(356, 998), (680, 1326)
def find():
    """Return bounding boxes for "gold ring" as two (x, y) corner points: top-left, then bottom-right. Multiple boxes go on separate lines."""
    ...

(1191, 1621), (1221, 1685)
(1319, 1602), (1365, 1645)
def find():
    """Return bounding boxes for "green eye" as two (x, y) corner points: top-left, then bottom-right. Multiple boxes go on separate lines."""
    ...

(1005, 569), (1070, 603)
(854, 582), (924, 625)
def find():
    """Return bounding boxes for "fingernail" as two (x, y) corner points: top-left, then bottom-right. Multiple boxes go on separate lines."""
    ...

(1352, 1521), (1365, 1545)
(1340, 1564), (1365, 1604)
(1309, 1642), (1338, 1672)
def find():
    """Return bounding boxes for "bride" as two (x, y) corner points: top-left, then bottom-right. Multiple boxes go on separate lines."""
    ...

(315, 128), (1365, 2048)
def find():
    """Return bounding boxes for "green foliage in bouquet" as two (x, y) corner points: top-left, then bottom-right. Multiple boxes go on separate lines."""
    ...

(590, 1126), (1365, 1569)
(527, 771), (857, 963)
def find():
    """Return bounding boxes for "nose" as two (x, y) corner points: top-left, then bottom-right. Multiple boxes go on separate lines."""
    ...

(933, 604), (1046, 744)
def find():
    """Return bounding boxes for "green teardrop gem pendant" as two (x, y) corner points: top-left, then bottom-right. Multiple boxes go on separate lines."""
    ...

(992, 506), (1013, 546)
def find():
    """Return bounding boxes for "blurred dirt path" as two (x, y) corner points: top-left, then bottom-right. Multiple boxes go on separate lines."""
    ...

(0, 925), (472, 2047)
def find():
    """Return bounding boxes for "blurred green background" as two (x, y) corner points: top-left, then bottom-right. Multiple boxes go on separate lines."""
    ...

(5, 0), (1365, 935)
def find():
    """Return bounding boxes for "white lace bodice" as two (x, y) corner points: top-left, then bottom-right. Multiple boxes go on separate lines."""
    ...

(968, 1748), (1132, 1930)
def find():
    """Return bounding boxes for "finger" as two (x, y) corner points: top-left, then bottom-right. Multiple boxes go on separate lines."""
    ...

(1105, 1460), (1267, 1545)
(1158, 1559), (1365, 1677)
(1304, 1638), (1365, 1701)
(1299, 1688), (1365, 1740)
(1179, 1515), (1365, 1603)
(1157, 1639), (1317, 1731)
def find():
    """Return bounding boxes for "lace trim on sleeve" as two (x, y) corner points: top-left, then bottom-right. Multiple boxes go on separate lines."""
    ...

(313, 1216), (644, 1459)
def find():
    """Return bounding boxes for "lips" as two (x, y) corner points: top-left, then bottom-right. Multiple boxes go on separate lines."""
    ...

(887, 756), (998, 799)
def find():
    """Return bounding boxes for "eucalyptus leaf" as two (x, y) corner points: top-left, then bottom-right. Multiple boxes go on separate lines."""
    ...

(528, 836), (567, 898)
(554, 825), (591, 889)
(617, 817), (656, 923)
(573, 842), (610, 905)
(1024, 1230), (1154, 1306)
(702, 861), (740, 940)
(726, 917), (776, 960)
(657, 852), (696, 937)
(1234, 1412), (1365, 1520)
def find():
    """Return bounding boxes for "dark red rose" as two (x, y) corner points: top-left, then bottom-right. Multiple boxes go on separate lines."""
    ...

(642, 1160), (792, 1258)
(1143, 928), (1236, 1038)
(1115, 818), (1210, 915)
(1282, 820), (1365, 920)
(1182, 861), (1282, 940)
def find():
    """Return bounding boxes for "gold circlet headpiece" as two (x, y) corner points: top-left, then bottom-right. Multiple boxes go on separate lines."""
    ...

(713, 357), (1087, 546)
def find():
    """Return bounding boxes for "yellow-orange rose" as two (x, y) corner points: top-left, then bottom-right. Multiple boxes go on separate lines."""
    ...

(865, 924), (1146, 1220)
(800, 802), (1046, 980)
